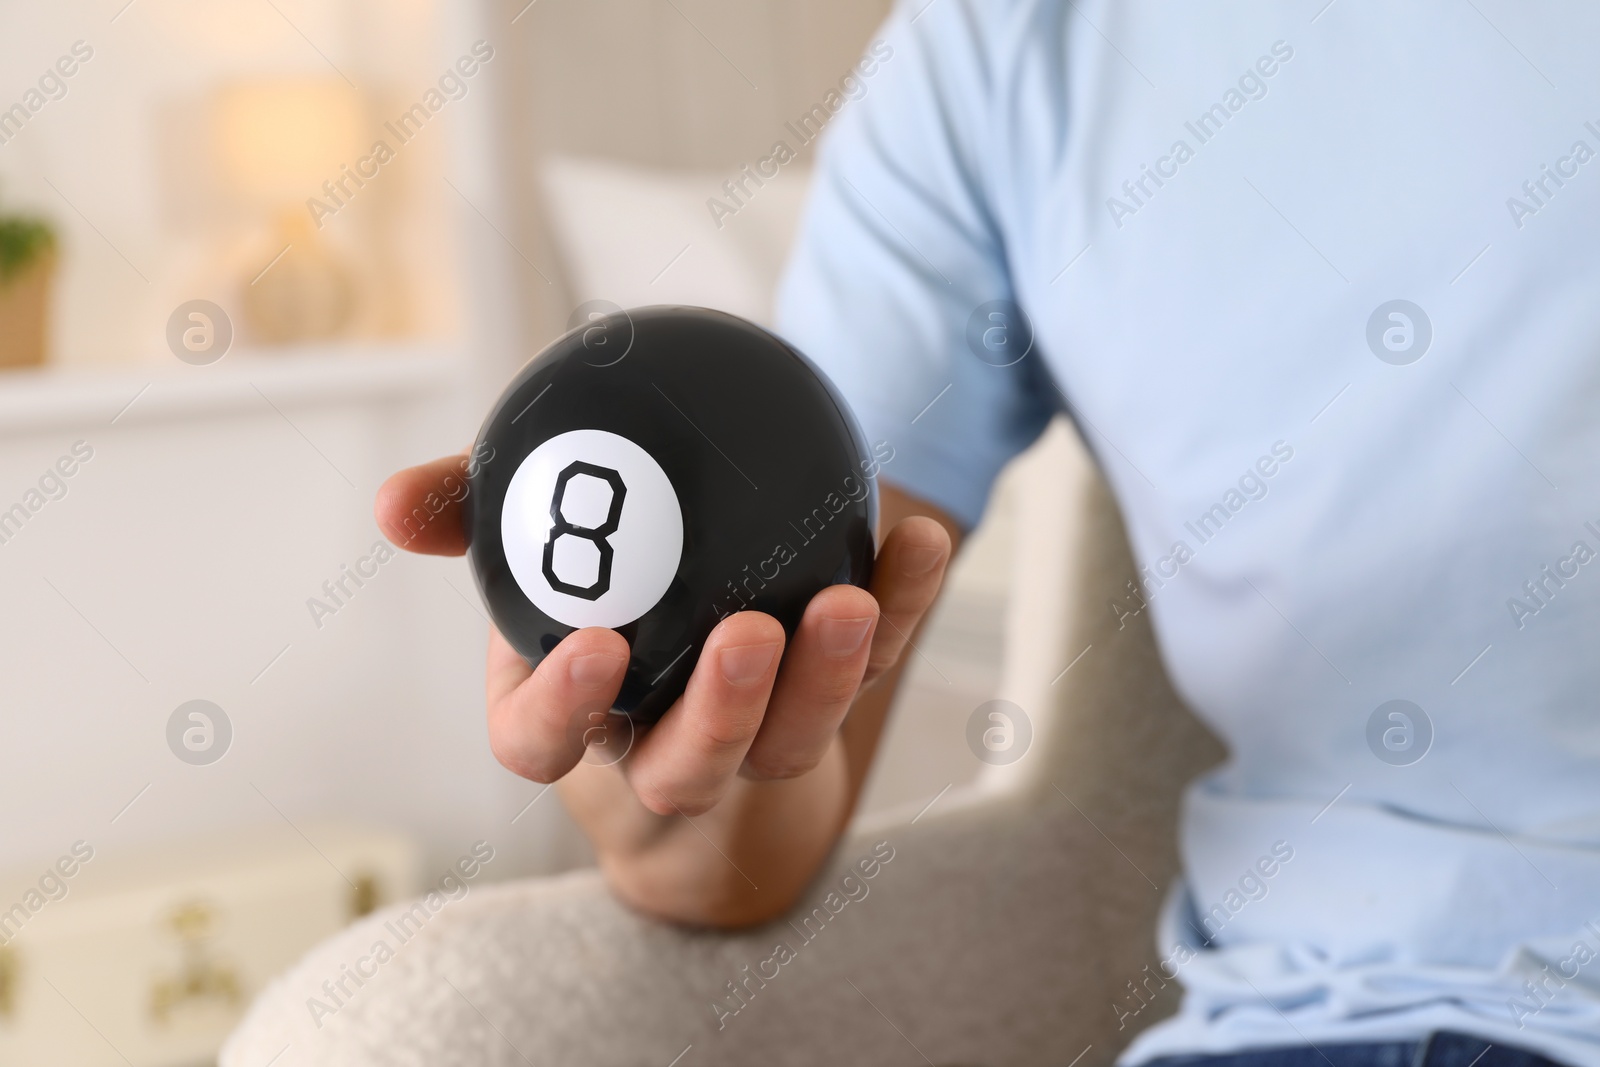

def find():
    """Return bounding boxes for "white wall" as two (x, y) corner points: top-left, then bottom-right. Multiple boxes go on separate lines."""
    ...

(0, 350), (593, 885)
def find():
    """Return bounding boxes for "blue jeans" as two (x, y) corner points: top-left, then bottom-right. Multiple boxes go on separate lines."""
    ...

(1145, 1032), (1573, 1067)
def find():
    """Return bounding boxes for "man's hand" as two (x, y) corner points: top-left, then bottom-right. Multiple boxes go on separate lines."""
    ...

(376, 451), (958, 924)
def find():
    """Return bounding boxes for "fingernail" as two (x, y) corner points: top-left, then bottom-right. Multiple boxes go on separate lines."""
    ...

(819, 616), (874, 658)
(720, 643), (780, 686)
(901, 544), (944, 576)
(569, 652), (624, 688)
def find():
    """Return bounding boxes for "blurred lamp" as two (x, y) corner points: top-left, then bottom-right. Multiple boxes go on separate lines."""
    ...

(215, 80), (363, 206)
(213, 80), (363, 345)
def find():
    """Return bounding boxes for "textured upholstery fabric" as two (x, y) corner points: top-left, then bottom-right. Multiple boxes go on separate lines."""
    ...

(223, 467), (1226, 1067)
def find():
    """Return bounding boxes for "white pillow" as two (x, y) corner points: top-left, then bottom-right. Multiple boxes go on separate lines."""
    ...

(539, 155), (813, 328)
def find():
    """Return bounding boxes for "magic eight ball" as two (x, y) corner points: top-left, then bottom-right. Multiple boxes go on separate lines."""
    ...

(466, 306), (879, 725)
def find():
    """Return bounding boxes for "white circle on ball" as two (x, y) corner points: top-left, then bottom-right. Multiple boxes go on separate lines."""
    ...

(502, 428), (684, 628)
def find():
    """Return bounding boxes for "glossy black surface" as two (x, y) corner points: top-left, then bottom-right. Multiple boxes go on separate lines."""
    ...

(467, 306), (879, 724)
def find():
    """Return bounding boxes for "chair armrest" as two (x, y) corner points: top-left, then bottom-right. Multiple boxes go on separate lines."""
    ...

(226, 786), (1131, 1067)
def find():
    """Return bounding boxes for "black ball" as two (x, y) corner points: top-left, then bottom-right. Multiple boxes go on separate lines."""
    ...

(466, 306), (879, 724)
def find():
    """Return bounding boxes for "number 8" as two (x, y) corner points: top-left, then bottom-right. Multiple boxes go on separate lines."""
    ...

(543, 461), (626, 600)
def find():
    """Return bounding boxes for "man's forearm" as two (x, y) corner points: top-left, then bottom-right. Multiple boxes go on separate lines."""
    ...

(558, 665), (906, 927)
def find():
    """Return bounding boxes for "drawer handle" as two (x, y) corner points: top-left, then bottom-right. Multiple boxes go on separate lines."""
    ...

(149, 900), (241, 1025)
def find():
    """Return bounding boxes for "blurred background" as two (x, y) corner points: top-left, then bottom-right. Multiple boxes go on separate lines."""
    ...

(0, 0), (1074, 1062)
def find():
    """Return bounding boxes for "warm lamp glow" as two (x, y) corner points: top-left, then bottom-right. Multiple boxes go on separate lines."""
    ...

(214, 80), (364, 205)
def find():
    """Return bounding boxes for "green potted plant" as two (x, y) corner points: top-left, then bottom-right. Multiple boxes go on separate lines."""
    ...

(0, 211), (57, 369)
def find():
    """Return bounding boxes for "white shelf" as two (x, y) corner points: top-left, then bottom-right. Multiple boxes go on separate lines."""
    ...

(0, 342), (464, 434)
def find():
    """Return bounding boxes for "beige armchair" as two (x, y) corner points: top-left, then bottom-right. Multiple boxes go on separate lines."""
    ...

(223, 426), (1226, 1067)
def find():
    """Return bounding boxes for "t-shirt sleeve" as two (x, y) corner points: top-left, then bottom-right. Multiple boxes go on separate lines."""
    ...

(774, 0), (1057, 531)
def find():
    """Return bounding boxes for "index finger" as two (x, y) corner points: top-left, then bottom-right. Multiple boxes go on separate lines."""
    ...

(485, 624), (630, 783)
(374, 451), (476, 555)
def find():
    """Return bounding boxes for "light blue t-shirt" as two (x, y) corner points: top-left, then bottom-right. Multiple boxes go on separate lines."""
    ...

(775, 2), (1600, 1064)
